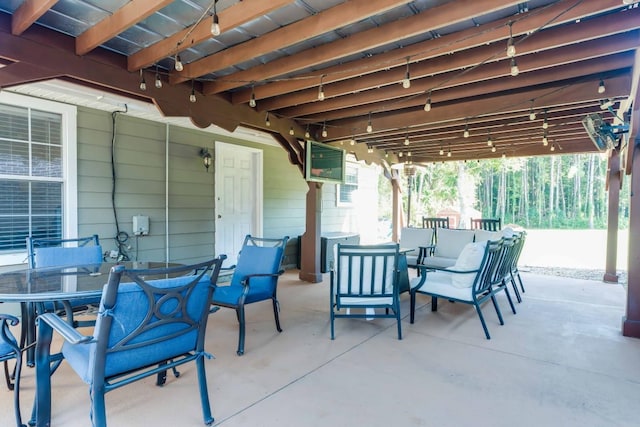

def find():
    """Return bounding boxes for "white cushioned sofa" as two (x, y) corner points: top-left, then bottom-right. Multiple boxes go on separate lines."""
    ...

(420, 227), (512, 269)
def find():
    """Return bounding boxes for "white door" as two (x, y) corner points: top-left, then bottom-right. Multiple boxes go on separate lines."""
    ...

(214, 141), (263, 265)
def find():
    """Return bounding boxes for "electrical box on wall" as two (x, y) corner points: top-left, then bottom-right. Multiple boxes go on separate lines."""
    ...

(132, 215), (149, 236)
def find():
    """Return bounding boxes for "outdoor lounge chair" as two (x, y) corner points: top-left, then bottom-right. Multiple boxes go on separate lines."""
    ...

(34, 257), (225, 427)
(330, 243), (402, 340)
(471, 218), (502, 231)
(410, 239), (507, 339)
(1, 313), (24, 427)
(211, 235), (289, 356)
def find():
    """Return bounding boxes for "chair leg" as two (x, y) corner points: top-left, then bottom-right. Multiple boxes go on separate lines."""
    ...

(89, 383), (108, 427)
(502, 285), (517, 314)
(474, 304), (491, 340)
(236, 306), (246, 356)
(431, 296), (438, 312)
(409, 291), (416, 324)
(490, 295), (505, 325)
(9, 351), (24, 427)
(516, 272), (525, 293)
(272, 298), (283, 333)
(196, 355), (214, 426)
(510, 276), (522, 303)
(395, 306), (402, 340)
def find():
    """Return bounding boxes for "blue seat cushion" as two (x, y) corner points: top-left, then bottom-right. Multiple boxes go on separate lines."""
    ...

(212, 245), (283, 306)
(0, 341), (16, 360)
(63, 274), (211, 384)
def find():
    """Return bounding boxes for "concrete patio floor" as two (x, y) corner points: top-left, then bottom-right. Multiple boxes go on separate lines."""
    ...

(2, 270), (639, 427)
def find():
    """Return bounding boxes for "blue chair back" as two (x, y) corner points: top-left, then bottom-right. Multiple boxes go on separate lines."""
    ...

(76, 261), (223, 381)
(27, 235), (102, 268)
(230, 235), (288, 300)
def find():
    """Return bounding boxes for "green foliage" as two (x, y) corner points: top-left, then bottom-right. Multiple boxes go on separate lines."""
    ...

(383, 153), (628, 230)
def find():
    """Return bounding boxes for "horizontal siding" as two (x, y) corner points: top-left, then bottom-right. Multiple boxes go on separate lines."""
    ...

(73, 105), (372, 269)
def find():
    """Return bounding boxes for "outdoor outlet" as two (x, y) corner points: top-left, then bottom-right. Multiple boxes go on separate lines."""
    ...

(132, 215), (149, 236)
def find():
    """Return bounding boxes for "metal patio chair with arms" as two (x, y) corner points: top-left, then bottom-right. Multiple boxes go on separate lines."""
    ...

(330, 243), (402, 340)
(470, 218), (502, 231)
(210, 235), (290, 356)
(410, 239), (506, 339)
(26, 235), (104, 328)
(34, 256), (226, 427)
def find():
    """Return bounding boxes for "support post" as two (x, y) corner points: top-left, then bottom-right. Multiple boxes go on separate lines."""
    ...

(604, 149), (620, 283)
(391, 170), (401, 243)
(624, 141), (640, 337)
(299, 182), (323, 283)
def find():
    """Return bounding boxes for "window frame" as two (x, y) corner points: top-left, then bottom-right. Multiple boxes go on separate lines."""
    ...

(336, 161), (359, 207)
(0, 91), (77, 266)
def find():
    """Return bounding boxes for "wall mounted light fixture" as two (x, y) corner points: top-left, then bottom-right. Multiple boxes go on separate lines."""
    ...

(199, 148), (212, 171)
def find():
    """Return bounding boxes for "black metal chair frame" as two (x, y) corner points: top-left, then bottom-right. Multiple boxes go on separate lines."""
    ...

(330, 243), (402, 340)
(470, 218), (502, 231)
(211, 235), (289, 356)
(410, 239), (509, 339)
(1, 313), (25, 427)
(422, 217), (450, 230)
(34, 257), (225, 427)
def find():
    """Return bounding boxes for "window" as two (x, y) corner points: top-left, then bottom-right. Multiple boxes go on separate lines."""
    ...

(337, 163), (358, 206)
(0, 92), (77, 265)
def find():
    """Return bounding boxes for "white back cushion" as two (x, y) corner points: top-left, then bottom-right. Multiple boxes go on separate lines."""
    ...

(474, 229), (502, 242)
(435, 228), (475, 259)
(449, 241), (486, 288)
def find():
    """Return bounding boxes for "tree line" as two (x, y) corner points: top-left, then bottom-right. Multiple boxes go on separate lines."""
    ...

(381, 153), (630, 230)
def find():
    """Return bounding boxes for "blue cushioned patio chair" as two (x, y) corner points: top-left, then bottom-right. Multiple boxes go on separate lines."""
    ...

(1, 313), (25, 427)
(211, 235), (289, 356)
(26, 235), (104, 328)
(410, 239), (506, 339)
(34, 256), (226, 427)
(330, 243), (402, 340)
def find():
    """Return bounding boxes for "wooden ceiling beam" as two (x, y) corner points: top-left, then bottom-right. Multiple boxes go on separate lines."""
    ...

(262, 13), (640, 112)
(202, 0), (525, 94)
(232, 0), (625, 104)
(10, 0), (57, 36)
(76, 0), (174, 56)
(127, 0), (294, 72)
(279, 48), (635, 122)
(173, 0), (412, 84)
(323, 75), (631, 140)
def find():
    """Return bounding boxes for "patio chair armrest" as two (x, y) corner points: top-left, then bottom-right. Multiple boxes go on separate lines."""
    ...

(0, 313), (19, 326)
(38, 313), (94, 345)
(241, 271), (284, 286)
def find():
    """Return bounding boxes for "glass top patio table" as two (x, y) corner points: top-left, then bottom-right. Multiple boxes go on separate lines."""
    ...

(0, 261), (182, 303)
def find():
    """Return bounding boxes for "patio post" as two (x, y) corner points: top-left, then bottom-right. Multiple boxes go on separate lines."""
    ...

(604, 148), (620, 283)
(624, 121), (640, 338)
(299, 181), (323, 283)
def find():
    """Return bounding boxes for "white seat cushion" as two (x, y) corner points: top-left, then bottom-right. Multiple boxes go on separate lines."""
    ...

(420, 256), (456, 269)
(410, 271), (473, 302)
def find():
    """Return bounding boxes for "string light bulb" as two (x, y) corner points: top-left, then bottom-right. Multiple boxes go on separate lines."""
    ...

(510, 58), (519, 76)
(139, 70), (146, 91)
(447, 144), (452, 157)
(189, 81), (196, 103)
(542, 109), (548, 129)
(542, 131), (548, 146)
(598, 79), (606, 94)
(304, 125), (310, 139)
(174, 55), (183, 72)
(367, 145), (373, 154)
(211, 1), (221, 36)
(424, 91), (432, 112)
(289, 127), (295, 136)
(318, 75), (325, 101)
(529, 102), (536, 120)
(350, 138), (356, 145)
(491, 145), (496, 153)
(265, 112), (271, 127)
(550, 143), (555, 152)
(154, 66), (162, 89)
(402, 58), (411, 89)
(463, 122), (470, 138)
(404, 134), (410, 146)
(487, 133), (493, 146)
(439, 145), (444, 156)
(321, 121), (327, 137)
(249, 85), (257, 108)
(506, 22), (516, 58)
(366, 112), (373, 133)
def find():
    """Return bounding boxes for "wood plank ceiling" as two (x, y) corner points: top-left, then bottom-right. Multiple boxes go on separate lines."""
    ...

(0, 0), (638, 171)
